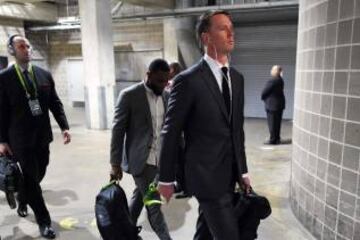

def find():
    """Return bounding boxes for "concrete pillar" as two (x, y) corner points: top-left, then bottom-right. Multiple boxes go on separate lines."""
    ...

(174, 0), (201, 67)
(79, 0), (115, 129)
(291, 0), (360, 239)
(163, 18), (179, 63)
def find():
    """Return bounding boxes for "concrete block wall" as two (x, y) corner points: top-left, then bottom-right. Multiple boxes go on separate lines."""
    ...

(26, 32), (50, 68)
(113, 20), (163, 50)
(48, 44), (82, 104)
(112, 20), (164, 87)
(0, 3), (165, 106)
(291, 0), (360, 239)
(57, 0), (79, 18)
(26, 30), (82, 105)
(0, 18), (24, 64)
(25, 20), (164, 104)
(47, 30), (82, 104)
(0, 19), (48, 69)
(0, 19), (71, 105)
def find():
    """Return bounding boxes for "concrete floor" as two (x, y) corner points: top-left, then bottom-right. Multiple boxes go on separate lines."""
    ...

(0, 107), (315, 240)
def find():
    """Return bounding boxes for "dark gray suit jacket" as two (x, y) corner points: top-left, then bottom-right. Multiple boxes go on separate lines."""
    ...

(0, 65), (69, 149)
(159, 59), (248, 199)
(261, 76), (285, 111)
(110, 82), (168, 176)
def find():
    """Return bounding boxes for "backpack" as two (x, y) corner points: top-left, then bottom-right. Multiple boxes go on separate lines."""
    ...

(95, 181), (142, 240)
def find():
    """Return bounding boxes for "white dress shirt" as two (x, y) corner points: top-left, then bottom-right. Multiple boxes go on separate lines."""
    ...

(204, 54), (232, 100)
(204, 54), (249, 179)
(144, 82), (165, 167)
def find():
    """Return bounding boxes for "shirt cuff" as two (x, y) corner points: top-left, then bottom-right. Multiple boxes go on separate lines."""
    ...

(242, 173), (249, 178)
(158, 181), (176, 186)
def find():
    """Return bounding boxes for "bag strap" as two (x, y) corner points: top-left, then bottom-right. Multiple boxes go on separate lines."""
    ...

(101, 180), (119, 190)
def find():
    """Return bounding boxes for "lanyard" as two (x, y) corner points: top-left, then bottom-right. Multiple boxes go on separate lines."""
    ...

(14, 64), (37, 98)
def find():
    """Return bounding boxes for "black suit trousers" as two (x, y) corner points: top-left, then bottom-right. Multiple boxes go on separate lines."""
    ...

(15, 145), (51, 226)
(194, 197), (260, 240)
(196, 193), (239, 240)
(266, 110), (283, 143)
(194, 149), (240, 240)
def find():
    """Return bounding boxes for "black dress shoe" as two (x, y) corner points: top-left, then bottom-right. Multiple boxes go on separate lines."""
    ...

(39, 225), (56, 239)
(17, 204), (28, 217)
(263, 140), (280, 145)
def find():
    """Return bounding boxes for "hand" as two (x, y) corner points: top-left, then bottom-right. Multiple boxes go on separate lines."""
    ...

(241, 176), (251, 194)
(62, 130), (71, 145)
(0, 143), (13, 156)
(157, 183), (175, 203)
(110, 165), (123, 181)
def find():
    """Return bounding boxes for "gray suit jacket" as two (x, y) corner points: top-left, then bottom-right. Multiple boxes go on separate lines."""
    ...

(110, 82), (168, 176)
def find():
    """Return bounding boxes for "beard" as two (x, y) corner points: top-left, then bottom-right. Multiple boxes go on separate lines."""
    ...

(146, 82), (163, 96)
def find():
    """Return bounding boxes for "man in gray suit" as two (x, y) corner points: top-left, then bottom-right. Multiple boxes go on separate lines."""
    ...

(110, 59), (172, 240)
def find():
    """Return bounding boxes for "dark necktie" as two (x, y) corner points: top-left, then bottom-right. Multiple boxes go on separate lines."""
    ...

(23, 70), (35, 97)
(221, 67), (231, 115)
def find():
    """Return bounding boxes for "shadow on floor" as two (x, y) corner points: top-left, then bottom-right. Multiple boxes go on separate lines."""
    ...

(1, 221), (98, 240)
(279, 139), (292, 145)
(2, 226), (34, 240)
(139, 197), (192, 232)
(43, 189), (78, 206)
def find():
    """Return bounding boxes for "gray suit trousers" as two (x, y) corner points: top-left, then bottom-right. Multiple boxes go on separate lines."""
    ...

(129, 164), (172, 240)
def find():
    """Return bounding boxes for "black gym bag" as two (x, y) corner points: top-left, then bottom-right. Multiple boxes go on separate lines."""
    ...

(234, 188), (272, 240)
(95, 181), (142, 240)
(0, 155), (22, 209)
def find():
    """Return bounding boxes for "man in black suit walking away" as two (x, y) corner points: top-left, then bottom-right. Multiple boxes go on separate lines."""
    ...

(0, 35), (71, 239)
(261, 65), (285, 145)
(158, 10), (251, 240)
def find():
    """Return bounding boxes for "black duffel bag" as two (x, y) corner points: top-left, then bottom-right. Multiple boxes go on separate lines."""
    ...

(0, 155), (22, 209)
(95, 180), (142, 240)
(196, 188), (272, 240)
(234, 188), (272, 240)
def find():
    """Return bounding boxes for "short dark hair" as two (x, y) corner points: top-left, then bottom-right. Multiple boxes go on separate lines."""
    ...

(196, 10), (232, 47)
(148, 58), (170, 73)
(8, 34), (23, 47)
(169, 62), (183, 75)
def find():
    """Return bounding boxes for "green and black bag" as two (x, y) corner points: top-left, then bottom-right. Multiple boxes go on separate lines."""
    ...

(95, 181), (142, 240)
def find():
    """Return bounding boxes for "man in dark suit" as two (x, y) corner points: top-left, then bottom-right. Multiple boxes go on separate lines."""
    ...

(0, 35), (71, 239)
(157, 10), (251, 240)
(261, 65), (285, 145)
(110, 59), (172, 240)
(165, 62), (189, 199)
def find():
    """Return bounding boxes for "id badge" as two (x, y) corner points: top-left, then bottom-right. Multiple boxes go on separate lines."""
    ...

(28, 99), (43, 116)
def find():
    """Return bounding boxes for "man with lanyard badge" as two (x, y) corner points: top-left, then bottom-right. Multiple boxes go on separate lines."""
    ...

(0, 35), (71, 239)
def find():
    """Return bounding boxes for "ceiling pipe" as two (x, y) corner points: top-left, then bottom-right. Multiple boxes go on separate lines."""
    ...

(27, 0), (298, 31)
(111, 0), (123, 15)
